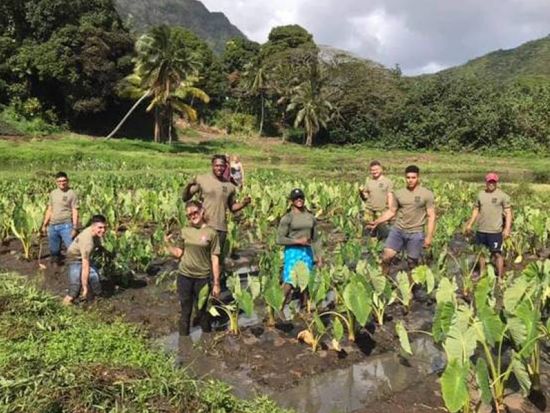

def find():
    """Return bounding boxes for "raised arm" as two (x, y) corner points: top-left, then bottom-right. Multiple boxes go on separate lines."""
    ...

(182, 177), (200, 202)
(229, 192), (251, 213)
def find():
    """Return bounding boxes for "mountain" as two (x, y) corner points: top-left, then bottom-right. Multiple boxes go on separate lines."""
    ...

(114, 0), (246, 54)
(435, 35), (550, 82)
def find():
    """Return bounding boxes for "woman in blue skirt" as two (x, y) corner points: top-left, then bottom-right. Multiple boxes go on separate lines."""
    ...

(277, 188), (321, 306)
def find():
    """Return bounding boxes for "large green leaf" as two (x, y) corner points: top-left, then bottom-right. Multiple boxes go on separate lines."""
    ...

(264, 280), (284, 312)
(343, 280), (372, 326)
(396, 271), (411, 308)
(475, 358), (493, 406)
(503, 277), (529, 314)
(197, 283), (210, 310)
(247, 275), (261, 300)
(370, 271), (387, 294)
(511, 354), (531, 396)
(411, 265), (434, 293)
(441, 359), (470, 413)
(396, 321), (412, 355)
(477, 306), (505, 346)
(432, 301), (456, 343)
(237, 290), (254, 317)
(332, 317), (344, 341)
(292, 262), (311, 292)
(444, 307), (477, 364)
(436, 277), (456, 304)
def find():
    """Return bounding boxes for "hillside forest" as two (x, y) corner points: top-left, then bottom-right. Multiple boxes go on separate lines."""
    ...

(1, 0), (549, 151)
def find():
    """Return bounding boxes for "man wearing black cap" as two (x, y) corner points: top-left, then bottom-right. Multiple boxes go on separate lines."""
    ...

(465, 172), (512, 278)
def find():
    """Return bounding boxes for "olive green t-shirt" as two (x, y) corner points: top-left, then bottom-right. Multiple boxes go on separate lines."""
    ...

(364, 175), (393, 212)
(178, 226), (221, 278)
(392, 186), (435, 233)
(49, 188), (78, 225)
(66, 227), (100, 263)
(277, 210), (319, 258)
(475, 189), (511, 234)
(192, 173), (236, 232)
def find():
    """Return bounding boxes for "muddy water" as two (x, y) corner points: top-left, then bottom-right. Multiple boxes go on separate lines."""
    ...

(157, 330), (444, 413)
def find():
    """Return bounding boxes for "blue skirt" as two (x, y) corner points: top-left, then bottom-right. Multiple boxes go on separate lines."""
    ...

(282, 245), (314, 285)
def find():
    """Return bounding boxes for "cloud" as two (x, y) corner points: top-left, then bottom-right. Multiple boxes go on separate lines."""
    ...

(200, 0), (550, 74)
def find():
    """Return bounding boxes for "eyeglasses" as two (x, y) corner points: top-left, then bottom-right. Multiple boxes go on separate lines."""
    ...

(56, 179), (68, 183)
(186, 210), (201, 218)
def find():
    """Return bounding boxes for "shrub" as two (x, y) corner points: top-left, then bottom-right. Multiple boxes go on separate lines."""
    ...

(213, 109), (256, 136)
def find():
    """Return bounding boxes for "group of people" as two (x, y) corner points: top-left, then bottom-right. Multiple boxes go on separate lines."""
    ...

(39, 156), (512, 335)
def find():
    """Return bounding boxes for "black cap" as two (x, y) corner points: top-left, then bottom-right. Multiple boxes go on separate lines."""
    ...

(289, 188), (305, 200)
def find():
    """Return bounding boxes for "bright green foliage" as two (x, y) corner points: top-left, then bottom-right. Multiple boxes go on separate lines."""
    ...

(395, 321), (412, 356)
(441, 359), (470, 413)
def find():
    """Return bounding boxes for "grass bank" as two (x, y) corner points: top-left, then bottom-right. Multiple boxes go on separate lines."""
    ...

(0, 274), (290, 413)
(1, 133), (549, 184)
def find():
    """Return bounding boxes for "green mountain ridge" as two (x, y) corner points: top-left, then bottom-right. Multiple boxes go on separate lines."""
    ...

(435, 35), (550, 82)
(114, 0), (246, 54)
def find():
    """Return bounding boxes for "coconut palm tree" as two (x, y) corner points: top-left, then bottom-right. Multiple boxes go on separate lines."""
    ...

(286, 63), (333, 146)
(107, 26), (209, 142)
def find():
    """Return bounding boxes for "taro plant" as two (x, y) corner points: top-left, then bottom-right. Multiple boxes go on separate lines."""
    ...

(367, 265), (395, 325)
(9, 200), (43, 259)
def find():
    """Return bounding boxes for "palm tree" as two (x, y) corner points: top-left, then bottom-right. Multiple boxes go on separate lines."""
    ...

(243, 63), (269, 135)
(286, 63), (333, 146)
(107, 26), (208, 142)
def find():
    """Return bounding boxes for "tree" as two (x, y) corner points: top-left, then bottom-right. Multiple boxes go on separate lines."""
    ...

(287, 63), (333, 146)
(109, 25), (209, 142)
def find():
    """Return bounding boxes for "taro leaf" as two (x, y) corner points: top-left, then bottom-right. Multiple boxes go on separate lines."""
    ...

(312, 276), (328, 306)
(511, 354), (532, 396)
(444, 307), (477, 364)
(441, 359), (469, 413)
(436, 277), (456, 304)
(237, 290), (254, 317)
(411, 265), (427, 284)
(477, 306), (505, 346)
(395, 321), (412, 355)
(313, 313), (326, 335)
(475, 358), (492, 406)
(264, 281), (284, 312)
(370, 272), (387, 294)
(510, 301), (539, 354)
(247, 275), (261, 300)
(396, 271), (411, 308)
(474, 276), (492, 311)
(292, 262), (311, 292)
(343, 280), (371, 326)
(432, 301), (456, 343)
(332, 317), (344, 342)
(197, 283), (210, 310)
(503, 277), (529, 314)
(425, 267), (435, 294)
(356, 260), (367, 276)
(209, 306), (221, 317)
(226, 273), (241, 296)
(507, 317), (527, 346)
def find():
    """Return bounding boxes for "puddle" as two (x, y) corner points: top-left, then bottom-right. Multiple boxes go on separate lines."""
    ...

(157, 326), (444, 413)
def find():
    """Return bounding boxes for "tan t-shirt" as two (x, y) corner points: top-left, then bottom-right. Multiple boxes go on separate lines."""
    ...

(66, 227), (100, 263)
(476, 189), (511, 234)
(364, 175), (393, 212)
(392, 186), (435, 233)
(49, 188), (78, 225)
(193, 173), (236, 232)
(178, 226), (221, 278)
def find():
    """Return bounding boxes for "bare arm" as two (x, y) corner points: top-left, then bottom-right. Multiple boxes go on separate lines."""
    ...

(182, 177), (200, 202)
(503, 208), (512, 238)
(229, 193), (251, 213)
(359, 186), (369, 202)
(164, 234), (183, 258)
(424, 207), (436, 247)
(465, 207), (480, 233)
(370, 205), (397, 228)
(211, 254), (221, 298)
(81, 258), (90, 298)
(42, 205), (53, 231)
(386, 191), (394, 211)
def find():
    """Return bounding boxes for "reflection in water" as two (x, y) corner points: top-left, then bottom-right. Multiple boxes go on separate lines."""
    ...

(157, 331), (444, 413)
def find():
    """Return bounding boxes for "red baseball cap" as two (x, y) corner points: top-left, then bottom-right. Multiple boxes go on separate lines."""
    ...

(485, 172), (499, 182)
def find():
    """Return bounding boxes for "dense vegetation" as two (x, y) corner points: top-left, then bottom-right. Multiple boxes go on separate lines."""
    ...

(1, 0), (549, 150)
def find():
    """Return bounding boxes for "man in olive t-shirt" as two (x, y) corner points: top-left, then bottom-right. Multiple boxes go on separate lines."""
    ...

(182, 155), (251, 271)
(41, 172), (79, 264)
(63, 215), (107, 305)
(465, 172), (512, 278)
(359, 160), (394, 240)
(369, 165), (436, 277)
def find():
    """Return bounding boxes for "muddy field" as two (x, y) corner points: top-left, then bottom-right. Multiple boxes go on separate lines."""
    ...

(2, 237), (550, 413)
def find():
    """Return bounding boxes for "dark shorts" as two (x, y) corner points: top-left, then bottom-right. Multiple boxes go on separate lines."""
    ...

(385, 227), (424, 260)
(475, 232), (503, 253)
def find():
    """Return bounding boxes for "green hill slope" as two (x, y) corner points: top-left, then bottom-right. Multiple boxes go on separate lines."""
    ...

(114, 0), (246, 53)
(436, 35), (550, 82)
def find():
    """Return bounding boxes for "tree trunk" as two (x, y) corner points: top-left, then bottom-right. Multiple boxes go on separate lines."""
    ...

(154, 108), (161, 143)
(305, 130), (313, 147)
(168, 107), (173, 145)
(105, 91), (150, 139)
(258, 94), (264, 136)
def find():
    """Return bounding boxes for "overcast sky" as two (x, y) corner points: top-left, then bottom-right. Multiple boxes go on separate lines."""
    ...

(201, 0), (550, 75)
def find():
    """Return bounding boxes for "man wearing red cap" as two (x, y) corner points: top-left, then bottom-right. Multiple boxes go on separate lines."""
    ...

(465, 172), (512, 278)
